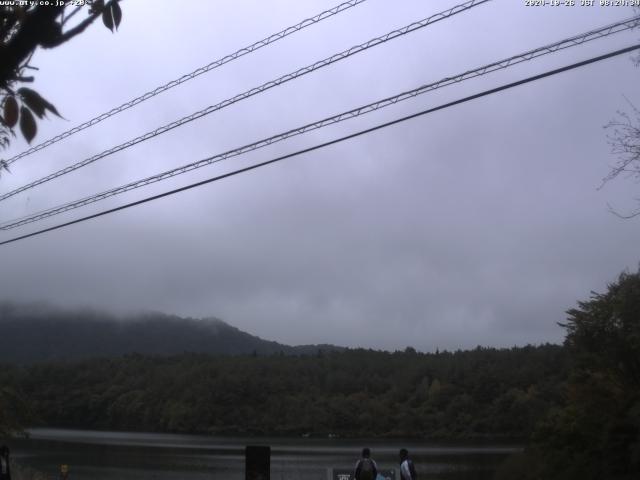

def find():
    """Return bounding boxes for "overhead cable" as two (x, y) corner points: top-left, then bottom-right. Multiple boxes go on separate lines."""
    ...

(0, 0), (491, 201)
(1, 43), (638, 246)
(3, 0), (369, 166)
(2, 16), (638, 230)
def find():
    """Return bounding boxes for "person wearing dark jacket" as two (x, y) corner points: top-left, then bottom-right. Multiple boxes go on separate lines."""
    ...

(0, 445), (11, 480)
(399, 448), (416, 480)
(354, 448), (378, 480)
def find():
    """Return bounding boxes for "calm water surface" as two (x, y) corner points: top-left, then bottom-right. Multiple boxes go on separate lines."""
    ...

(9, 428), (520, 480)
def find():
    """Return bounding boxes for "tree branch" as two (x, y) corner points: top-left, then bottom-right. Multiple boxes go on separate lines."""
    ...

(48, 7), (104, 47)
(61, 5), (82, 27)
(607, 202), (640, 219)
(0, 2), (117, 83)
(0, 6), (64, 85)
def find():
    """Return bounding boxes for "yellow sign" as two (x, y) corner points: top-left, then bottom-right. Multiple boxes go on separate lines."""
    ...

(60, 464), (69, 474)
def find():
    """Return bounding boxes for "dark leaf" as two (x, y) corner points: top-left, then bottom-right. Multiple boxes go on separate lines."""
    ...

(89, 0), (105, 15)
(45, 101), (62, 118)
(102, 6), (114, 32)
(19, 106), (36, 143)
(18, 88), (62, 118)
(3, 96), (18, 128)
(112, 1), (122, 30)
(18, 88), (45, 118)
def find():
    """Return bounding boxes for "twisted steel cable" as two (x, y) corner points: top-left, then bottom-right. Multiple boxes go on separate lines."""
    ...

(2, 44), (639, 246)
(0, 0), (492, 202)
(1, 14), (639, 231)
(3, 0), (369, 166)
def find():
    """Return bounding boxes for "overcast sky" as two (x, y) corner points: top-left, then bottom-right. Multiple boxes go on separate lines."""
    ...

(0, 0), (639, 351)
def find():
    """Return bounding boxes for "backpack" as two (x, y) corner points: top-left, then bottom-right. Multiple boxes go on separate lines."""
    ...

(407, 460), (417, 480)
(359, 458), (375, 480)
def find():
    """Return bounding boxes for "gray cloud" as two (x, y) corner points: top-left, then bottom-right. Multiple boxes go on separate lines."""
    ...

(1, 0), (639, 351)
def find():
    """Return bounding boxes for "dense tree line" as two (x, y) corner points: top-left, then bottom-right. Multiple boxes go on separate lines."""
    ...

(497, 269), (640, 480)
(3, 268), (636, 477)
(0, 344), (567, 439)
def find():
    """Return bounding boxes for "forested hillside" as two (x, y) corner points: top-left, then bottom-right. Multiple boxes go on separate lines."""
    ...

(0, 302), (340, 363)
(0, 345), (567, 439)
(495, 269), (640, 480)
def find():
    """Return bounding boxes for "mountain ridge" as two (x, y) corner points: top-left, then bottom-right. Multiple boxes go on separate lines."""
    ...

(0, 301), (343, 363)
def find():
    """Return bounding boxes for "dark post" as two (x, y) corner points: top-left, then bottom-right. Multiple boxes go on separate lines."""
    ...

(245, 445), (270, 480)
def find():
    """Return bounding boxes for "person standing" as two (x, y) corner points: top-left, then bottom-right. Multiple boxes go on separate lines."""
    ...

(399, 448), (416, 480)
(354, 447), (378, 480)
(0, 445), (11, 480)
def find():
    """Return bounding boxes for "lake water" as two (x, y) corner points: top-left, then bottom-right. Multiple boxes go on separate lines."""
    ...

(8, 429), (520, 480)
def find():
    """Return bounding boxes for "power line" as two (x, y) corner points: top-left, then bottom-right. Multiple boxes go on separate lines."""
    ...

(2, 16), (638, 230)
(0, 0), (491, 202)
(1, 44), (638, 247)
(3, 0), (369, 166)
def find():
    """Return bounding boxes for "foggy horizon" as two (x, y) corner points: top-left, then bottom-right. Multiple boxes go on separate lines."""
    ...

(0, 296), (577, 352)
(1, 0), (639, 353)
